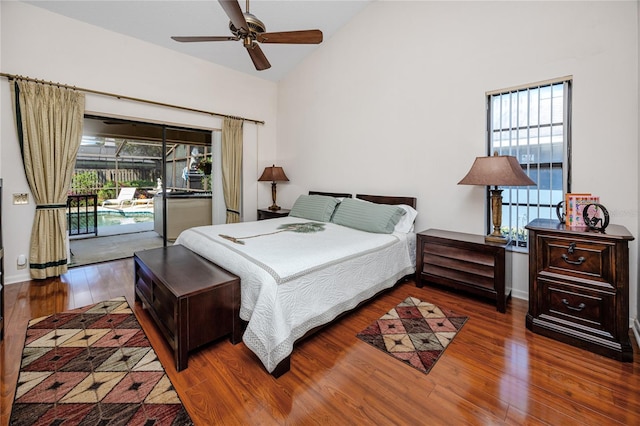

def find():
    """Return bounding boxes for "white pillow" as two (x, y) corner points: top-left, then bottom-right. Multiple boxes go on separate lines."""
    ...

(394, 204), (418, 233)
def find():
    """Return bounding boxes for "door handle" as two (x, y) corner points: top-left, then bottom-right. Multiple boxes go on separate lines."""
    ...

(562, 254), (585, 265)
(562, 298), (586, 312)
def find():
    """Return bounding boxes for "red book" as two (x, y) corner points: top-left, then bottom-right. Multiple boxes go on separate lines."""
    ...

(566, 193), (599, 228)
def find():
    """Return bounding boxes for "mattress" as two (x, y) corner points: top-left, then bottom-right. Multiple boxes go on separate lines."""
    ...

(175, 217), (415, 372)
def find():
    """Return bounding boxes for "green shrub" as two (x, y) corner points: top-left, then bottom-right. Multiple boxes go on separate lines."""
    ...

(98, 181), (116, 202)
(71, 171), (98, 195)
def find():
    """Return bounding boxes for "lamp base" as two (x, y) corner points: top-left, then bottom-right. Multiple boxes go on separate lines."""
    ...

(268, 182), (281, 211)
(486, 187), (506, 245)
(485, 234), (508, 244)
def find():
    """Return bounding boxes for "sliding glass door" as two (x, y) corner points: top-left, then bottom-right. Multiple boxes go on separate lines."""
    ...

(69, 115), (216, 267)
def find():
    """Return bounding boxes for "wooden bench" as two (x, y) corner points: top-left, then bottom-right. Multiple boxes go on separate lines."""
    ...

(134, 245), (241, 371)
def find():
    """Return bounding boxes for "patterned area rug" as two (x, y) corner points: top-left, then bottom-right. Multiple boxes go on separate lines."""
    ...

(357, 296), (468, 374)
(10, 297), (193, 425)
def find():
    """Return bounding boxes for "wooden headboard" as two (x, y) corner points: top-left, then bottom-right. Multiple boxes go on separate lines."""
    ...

(309, 191), (416, 209)
(308, 191), (352, 198)
(356, 194), (417, 209)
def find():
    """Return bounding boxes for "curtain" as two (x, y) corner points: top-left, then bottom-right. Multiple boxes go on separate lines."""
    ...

(221, 117), (243, 223)
(11, 80), (85, 279)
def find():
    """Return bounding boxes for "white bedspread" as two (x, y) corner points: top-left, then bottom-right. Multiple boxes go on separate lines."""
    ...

(175, 217), (415, 373)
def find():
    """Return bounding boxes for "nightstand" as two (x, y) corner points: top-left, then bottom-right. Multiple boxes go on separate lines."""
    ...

(525, 218), (634, 361)
(257, 208), (290, 220)
(416, 229), (512, 313)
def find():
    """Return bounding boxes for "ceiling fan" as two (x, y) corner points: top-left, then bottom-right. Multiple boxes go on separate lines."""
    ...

(171, 0), (323, 71)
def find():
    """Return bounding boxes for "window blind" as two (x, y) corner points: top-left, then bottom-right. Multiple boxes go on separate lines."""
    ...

(487, 78), (572, 246)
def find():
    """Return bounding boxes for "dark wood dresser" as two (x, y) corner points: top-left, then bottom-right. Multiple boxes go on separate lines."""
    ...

(134, 245), (241, 371)
(416, 229), (512, 313)
(525, 218), (634, 361)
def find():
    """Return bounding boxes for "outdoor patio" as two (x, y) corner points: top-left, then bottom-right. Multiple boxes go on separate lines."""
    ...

(69, 205), (165, 267)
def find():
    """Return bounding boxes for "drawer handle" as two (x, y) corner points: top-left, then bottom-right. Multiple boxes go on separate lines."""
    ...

(561, 254), (585, 265)
(562, 299), (586, 312)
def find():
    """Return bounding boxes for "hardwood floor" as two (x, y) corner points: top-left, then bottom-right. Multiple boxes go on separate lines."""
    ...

(2, 258), (639, 425)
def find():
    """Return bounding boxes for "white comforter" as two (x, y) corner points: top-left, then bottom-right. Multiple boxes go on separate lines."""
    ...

(175, 217), (415, 372)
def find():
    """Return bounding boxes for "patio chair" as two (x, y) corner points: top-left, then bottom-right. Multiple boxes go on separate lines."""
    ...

(102, 187), (137, 208)
(131, 197), (154, 207)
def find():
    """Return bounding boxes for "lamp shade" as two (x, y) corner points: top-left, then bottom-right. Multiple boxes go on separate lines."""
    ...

(458, 153), (535, 187)
(258, 165), (289, 182)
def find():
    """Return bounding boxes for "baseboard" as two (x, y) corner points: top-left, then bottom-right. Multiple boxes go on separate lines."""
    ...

(511, 288), (529, 301)
(5, 270), (31, 285)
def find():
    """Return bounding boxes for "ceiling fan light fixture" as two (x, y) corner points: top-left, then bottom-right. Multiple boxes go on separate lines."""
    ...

(173, 0), (322, 71)
(245, 12), (266, 34)
(229, 12), (265, 37)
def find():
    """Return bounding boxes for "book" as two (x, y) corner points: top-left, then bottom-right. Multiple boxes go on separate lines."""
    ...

(564, 193), (589, 225)
(566, 193), (599, 228)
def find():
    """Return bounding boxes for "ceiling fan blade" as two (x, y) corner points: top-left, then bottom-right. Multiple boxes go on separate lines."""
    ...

(257, 30), (323, 44)
(172, 36), (237, 42)
(218, 0), (249, 33)
(246, 43), (271, 70)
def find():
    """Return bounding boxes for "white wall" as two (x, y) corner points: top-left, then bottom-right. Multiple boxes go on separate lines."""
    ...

(277, 1), (639, 323)
(0, 2), (278, 283)
(635, 0), (640, 343)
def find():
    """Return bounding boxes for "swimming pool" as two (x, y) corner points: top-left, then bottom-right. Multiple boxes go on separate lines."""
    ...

(68, 210), (154, 235)
(98, 211), (154, 226)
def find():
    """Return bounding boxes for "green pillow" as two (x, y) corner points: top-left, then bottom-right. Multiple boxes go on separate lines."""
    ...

(331, 198), (406, 234)
(289, 195), (340, 222)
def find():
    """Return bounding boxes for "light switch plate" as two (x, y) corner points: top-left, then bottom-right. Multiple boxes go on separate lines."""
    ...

(13, 193), (29, 205)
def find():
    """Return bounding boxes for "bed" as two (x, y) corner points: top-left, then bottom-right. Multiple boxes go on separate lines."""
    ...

(175, 192), (417, 376)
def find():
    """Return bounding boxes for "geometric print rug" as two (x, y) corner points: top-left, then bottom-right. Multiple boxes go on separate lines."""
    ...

(356, 296), (468, 374)
(10, 297), (193, 425)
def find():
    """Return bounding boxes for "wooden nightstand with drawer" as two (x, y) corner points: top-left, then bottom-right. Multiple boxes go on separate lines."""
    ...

(525, 218), (634, 361)
(416, 229), (512, 313)
(257, 208), (290, 220)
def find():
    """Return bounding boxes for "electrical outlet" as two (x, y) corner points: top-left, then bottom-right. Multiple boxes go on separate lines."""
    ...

(13, 193), (29, 205)
(17, 254), (28, 269)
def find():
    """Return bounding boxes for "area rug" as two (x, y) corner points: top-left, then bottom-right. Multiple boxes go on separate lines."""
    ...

(10, 297), (193, 425)
(356, 296), (468, 374)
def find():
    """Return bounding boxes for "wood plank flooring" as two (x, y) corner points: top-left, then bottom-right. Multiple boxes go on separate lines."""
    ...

(1, 258), (639, 425)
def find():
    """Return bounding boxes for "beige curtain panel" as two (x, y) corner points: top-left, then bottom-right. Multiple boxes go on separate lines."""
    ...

(221, 117), (243, 224)
(11, 80), (85, 279)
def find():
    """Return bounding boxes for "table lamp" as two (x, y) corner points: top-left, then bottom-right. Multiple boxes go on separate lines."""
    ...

(258, 165), (289, 211)
(458, 152), (536, 243)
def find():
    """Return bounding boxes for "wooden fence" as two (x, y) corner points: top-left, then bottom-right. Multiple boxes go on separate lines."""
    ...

(70, 168), (158, 198)
(74, 168), (157, 186)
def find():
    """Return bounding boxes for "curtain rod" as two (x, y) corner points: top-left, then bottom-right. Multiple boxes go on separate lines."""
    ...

(0, 72), (265, 125)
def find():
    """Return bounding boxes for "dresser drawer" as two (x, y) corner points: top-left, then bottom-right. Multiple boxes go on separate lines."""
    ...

(152, 282), (177, 339)
(416, 229), (510, 313)
(538, 235), (614, 289)
(538, 278), (616, 339)
(422, 244), (496, 290)
(135, 263), (153, 302)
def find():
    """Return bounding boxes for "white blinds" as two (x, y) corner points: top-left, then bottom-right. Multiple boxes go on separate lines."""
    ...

(487, 78), (572, 246)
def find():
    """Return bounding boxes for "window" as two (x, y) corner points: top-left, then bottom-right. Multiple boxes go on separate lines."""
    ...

(487, 77), (572, 247)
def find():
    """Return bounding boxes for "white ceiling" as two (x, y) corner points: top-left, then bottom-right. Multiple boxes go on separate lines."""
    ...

(25, 0), (372, 82)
